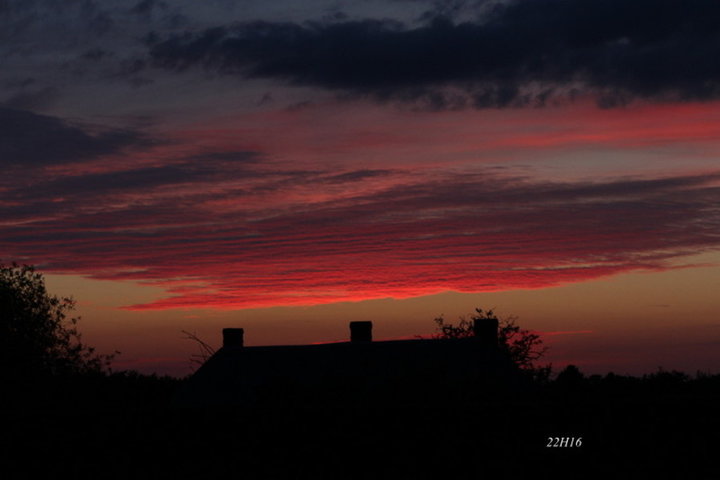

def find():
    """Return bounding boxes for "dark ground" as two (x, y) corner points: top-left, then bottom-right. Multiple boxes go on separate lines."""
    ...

(2, 370), (719, 479)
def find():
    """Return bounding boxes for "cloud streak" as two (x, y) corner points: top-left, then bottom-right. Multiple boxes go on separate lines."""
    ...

(2, 162), (718, 309)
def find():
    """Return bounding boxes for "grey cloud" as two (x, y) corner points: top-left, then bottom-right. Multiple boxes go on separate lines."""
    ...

(130, 0), (167, 16)
(1, 87), (59, 110)
(0, 108), (150, 167)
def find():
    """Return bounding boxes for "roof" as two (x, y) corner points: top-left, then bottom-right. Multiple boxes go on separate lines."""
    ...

(177, 323), (525, 407)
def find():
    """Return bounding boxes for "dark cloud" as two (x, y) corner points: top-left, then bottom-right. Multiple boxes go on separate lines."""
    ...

(1, 150), (395, 215)
(0, 150), (264, 224)
(151, 0), (720, 108)
(184, 150), (261, 164)
(322, 169), (395, 183)
(3, 77), (36, 89)
(0, 108), (150, 167)
(46, 151), (261, 193)
(42, 165), (229, 195)
(80, 48), (112, 61)
(130, 0), (166, 16)
(1, 86), (59, 110)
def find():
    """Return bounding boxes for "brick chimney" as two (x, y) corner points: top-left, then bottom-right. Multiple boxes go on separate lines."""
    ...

(223, 328), (244, 348)
(473, 318), (498, 347)
(349, 321), (372, 343)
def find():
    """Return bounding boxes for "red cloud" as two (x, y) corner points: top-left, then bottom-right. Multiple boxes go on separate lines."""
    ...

(3, 166), (718, 309)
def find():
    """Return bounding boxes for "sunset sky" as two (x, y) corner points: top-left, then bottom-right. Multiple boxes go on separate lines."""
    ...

(2, 0), (719, 377)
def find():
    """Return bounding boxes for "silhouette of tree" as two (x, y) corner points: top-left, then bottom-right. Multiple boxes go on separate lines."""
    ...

(434, 308), (551, 381)
(555, 364), (585, 389)
(181, 329), (216, 369)
(0, 263), (115, 379)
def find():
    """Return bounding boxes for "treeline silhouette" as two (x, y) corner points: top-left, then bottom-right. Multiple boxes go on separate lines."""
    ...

(2, 264), (718, 478)
(5, 367), (719, 479)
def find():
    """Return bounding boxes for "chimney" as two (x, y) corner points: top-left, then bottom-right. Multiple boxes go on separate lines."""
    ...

(223, 328), (244, 348)
(349, 321), (372, 343)
(473, 318), (498, 347)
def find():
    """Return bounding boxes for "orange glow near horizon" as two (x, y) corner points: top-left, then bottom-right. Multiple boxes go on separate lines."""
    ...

(44, 254), (720, 378)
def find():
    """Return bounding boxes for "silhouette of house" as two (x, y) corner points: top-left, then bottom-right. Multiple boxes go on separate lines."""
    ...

(177, 319), (522, 407)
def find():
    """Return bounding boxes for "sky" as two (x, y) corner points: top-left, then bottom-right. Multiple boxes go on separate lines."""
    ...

(2, 0), (719, 377)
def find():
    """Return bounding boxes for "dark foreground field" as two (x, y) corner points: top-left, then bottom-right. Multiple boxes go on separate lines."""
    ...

(2, 371), (719, 479)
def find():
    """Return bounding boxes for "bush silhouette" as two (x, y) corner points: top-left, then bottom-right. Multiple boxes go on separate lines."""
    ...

(433, 307), (551, 381)
(0, 263), (115, 379)
(555, 364), (585, 389)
